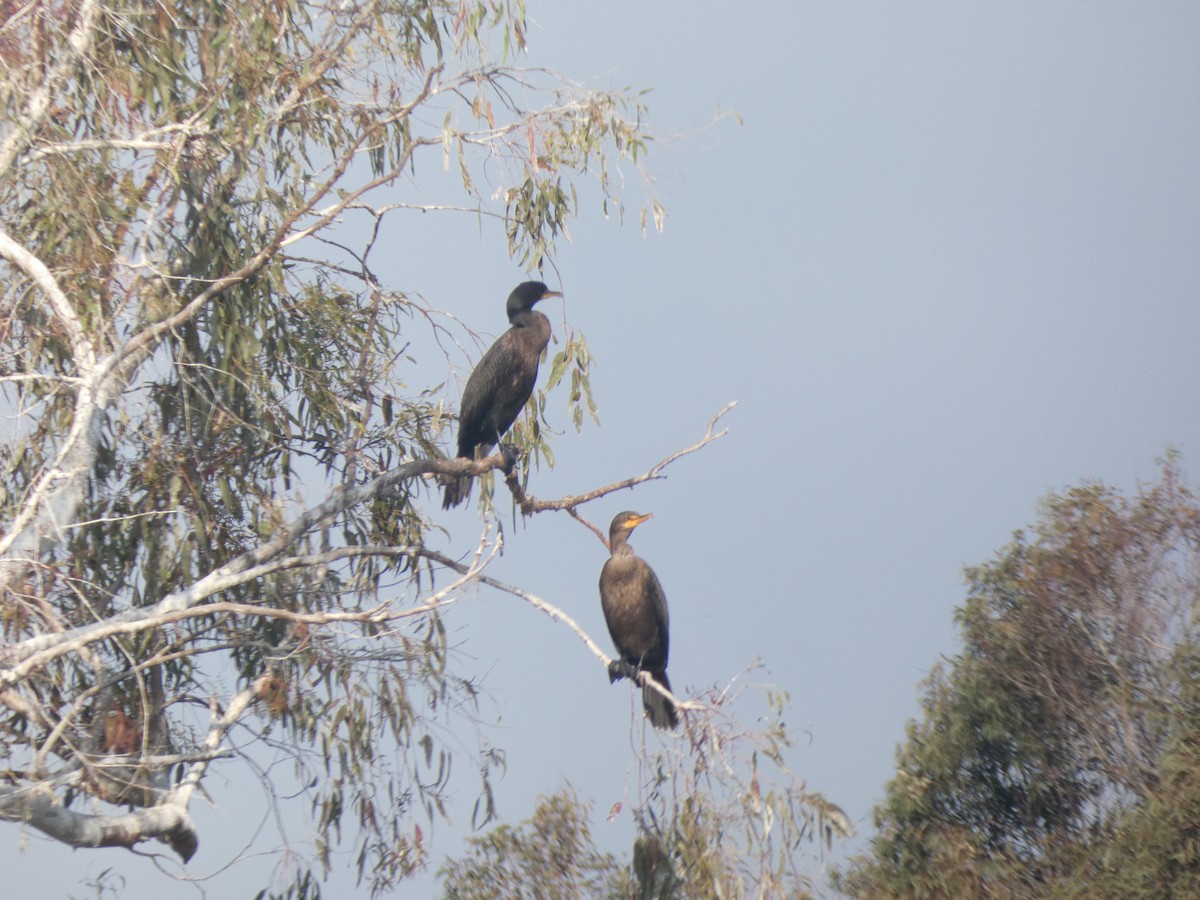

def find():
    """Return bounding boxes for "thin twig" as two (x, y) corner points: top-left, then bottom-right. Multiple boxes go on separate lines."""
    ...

(421, 550), (700, 714)
(505, 401), (736, 519)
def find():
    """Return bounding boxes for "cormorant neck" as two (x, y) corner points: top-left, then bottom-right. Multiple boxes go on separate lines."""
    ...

(610, 537), (635, 558)
(508, 307), (543, 327)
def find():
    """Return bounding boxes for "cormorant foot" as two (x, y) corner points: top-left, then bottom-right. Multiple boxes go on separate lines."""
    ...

(607, 660), (637, 684)
(498, 442), (520, 473)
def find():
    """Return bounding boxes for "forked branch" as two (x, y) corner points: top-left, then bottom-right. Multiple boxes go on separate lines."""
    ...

(504, 401), (736, 520)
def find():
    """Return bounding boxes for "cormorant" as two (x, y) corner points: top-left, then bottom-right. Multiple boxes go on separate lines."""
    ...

(599, 511), (679, 730)
(442, 281), (561, 509)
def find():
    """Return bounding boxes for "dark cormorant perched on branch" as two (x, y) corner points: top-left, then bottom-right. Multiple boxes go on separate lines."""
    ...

(599, 511), (679, 730)
(442, 281), (561, 509)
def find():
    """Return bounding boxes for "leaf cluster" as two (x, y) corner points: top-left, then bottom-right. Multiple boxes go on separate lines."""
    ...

(835, 459), (1200, 898)
(632, 680), (851, 899)
(437, 678), (852, 900)
(439, 787), (632, 900)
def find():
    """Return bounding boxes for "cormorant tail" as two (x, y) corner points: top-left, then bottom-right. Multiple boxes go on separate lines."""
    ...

(442, 473), (471, 509)
(642, 669), (679, 730)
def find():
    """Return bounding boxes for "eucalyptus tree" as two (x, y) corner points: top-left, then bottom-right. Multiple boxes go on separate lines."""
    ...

(0, 1), (844, 895)
(835, 462), (1200, 899)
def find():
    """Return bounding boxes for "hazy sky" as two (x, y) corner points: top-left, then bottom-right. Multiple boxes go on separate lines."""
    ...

(9, 3), (1200, 896)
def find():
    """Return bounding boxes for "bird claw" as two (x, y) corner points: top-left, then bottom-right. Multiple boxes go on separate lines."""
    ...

(498, 442), (520, 473)
(607, 660), (636, 684)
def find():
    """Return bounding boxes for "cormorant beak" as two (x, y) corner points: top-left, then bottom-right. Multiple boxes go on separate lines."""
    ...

(626, 512), (653, 530)
(540, 289), (563, 301)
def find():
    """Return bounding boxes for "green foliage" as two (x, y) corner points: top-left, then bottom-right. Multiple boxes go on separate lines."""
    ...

(625, 681), (850, 899)
(1056, 666), (1200, 899)
(438, 689), (853, 900)
(834, 460), (1200, 898)
(438, 787), (631, 899)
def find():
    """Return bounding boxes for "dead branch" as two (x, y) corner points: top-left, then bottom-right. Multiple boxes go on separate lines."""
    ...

(420, 549), (700, 717)
(505, 402), (736, 519)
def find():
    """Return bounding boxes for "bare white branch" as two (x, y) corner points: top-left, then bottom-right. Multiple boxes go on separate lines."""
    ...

(0, 0), (102, 178)
(0, 373), (84, 386)
(0, 778), (198, 860)
(0, 450), (515, 684)
(506, 401), (737, 516)
(0, 227), (93, 370)
(422, 549), (700, 715)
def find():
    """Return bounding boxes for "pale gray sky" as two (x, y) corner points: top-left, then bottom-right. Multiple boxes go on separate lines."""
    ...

(9, 3), (1200, 896)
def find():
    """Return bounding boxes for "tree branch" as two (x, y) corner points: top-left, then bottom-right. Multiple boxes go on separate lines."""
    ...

(505, 402), (736, 518)
(421, 550), (699, 717)
(0, 451), (514, 685)
(0, 687), (258, 863)
(0, 0), (102, 179)
(0, 778), (198, 861)
(0, 227), (94, 370)
(114, 57), (445, 382)
(0, 226), (109, 598)
(163, 684), (259, 854)
(0, 396), (725, 866)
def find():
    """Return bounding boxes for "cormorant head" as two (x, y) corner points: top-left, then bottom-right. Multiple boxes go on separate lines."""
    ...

(609, 511), (653, 545)
(506, 281), (562, 319)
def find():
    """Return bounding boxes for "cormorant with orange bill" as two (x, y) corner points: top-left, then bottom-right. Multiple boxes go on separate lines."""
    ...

(599, 511), (679, 730)
(442, 281), (561, 509)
